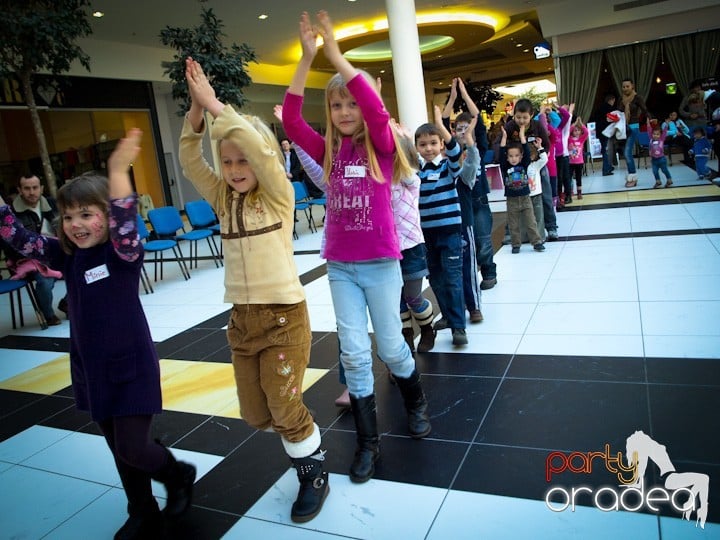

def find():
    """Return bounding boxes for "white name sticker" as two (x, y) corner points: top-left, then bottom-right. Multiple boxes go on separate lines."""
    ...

(428, 173), (441, 181)
(85, 264), (110, 284)
(345, 165), (367, 178)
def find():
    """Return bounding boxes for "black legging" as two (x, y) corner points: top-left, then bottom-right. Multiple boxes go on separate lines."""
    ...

(97, 415), (166, 472)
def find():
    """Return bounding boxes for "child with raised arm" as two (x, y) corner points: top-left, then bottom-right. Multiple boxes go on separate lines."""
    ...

(500, 124), (547, 254)
(567, 117), (589, 199)
(647, 118), (673, 188)
(180, 58), (328, 523)
(0, 131), (196, 539)
(282, 11), (431, 485)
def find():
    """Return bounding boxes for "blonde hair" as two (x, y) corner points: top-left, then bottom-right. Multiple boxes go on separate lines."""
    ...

(216, 112), (284, 212)
(322, 71), (414, 185)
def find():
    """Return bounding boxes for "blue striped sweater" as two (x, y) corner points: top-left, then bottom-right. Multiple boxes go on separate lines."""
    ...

(418, 138), (463, 234)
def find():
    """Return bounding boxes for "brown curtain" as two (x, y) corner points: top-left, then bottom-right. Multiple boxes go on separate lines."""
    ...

(665, 34), (694, 96)
(557, 51), (603, 122)
(606, 41), (659, 103)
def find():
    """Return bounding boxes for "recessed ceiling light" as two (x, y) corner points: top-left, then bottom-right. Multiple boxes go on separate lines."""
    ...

(523, 49), (529, 53)
(380, 69), (385, 73)
(515, 43), (523, 47)
(258, 14), (268, 20)
(92, 11), (104, 17)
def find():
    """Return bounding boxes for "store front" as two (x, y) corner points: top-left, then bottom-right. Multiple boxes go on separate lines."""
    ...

(0, 74), (169, 207)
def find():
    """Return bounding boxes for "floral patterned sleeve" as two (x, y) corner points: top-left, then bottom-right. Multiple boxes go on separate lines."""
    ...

(0, 204), (55, 263)
(109, 195), (141, 262)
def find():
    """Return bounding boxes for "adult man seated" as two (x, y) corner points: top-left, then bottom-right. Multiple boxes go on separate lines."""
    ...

(3, 174), (63, 326)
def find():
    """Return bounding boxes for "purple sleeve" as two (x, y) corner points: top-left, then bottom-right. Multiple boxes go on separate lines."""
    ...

(346, 74), (394, 155)
(108, 195), (141, 262)
(0, 204), (60, 266)
(294, 145), (326, 191)
(282, 92), (326, 164)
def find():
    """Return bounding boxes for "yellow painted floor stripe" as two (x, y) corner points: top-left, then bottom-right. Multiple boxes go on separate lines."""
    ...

(0, 356), (328, 420)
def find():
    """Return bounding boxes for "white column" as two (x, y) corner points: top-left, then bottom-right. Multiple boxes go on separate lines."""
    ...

(386, 0), (428, 132)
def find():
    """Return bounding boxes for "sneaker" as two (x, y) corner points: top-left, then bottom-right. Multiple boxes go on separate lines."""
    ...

(653, 180), (661, 188)
(547, 230), (559, 241)
(469, 310), (484, 323)
(665, 180), (673, 188)
(480, 278), (497, 290)
(45, 315), (62, 327)
(451, 328), (468, 346)
(533, 243), (546, 252)
(511, 246), (520, 254)
(433, 318), (449, 331)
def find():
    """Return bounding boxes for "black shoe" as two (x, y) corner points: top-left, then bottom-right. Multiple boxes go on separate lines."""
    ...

(393, 370), (431, 438)
(152, 449), (196, 518)
(45, 315), (62, 326)
(452, 328), (468, 346)
(290, 449), (330, 523)
(480, 278), (497, 290)
(57, 297), (68, 317)
(114, 504), (162, 540)
(416, 323), (436, 353)
(533, 243), (546, 252)
(349, 395), (380, 483)
(511, 246), (520, 254)
(433, 318), (449, 331)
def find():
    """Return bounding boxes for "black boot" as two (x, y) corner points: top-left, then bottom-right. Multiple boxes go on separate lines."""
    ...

(290, 448), (330, 523)
(114, 460), (162, 540)
(349, 394), (380, 483)
(401, 311), (415, 353)
(393, 370), (431, 439)
(416, 323), (436, 353)
(151, 447), (197, 518)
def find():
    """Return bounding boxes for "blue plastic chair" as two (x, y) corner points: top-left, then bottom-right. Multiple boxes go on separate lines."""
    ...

(637, 131), (650, 169)
(292, 181), (317, 238)
(148, 206), (221, 271)
(136, 214), (190, 286)
(0, 278), (48, 329)
(184, 199), (223, 263)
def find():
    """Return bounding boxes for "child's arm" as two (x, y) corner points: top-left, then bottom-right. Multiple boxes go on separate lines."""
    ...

(442, 78), (458, 120)
(458, 115), (479, 187)
(107, 129), (144, 262)
(457, 79), (488, 154)
(317, 11), (357, 84)
(434, 105), (453, 144)
(288, 12), (318, 97)
(0, 198), (59, 266)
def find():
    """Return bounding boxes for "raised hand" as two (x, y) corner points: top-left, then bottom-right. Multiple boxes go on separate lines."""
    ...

(316, 11), (342, 65)
(463, 114), (478, 147)
(299, 11), (318, 60)
(500, 126), (508, 146)
(273, 104), (283, 122)
(109, 128), (142, 175)
(185, 57), (216, 110)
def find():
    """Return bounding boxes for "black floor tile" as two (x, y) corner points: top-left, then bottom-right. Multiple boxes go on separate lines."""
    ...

(155, 328), (218, 359)
(0, 393), (77, 442)
(308, 332), (341, 370)
(151, 410), (213, 448)
(175, 416), (256, 457)
(38, 404), (93, 432)
(162, 505), (238, 540)
(414, 351), (512, 377)
(201, 345), (231, 364)
(320, 428), (469, 489)
(0, 335), (69, 352)
(476, 379), (651, 451)
(648, 385), (720, 464)
(192, 431), (289, 515)
(302, 370), (352, 429)
(646, 357), (720, 386)
(169, 329), (229, 361)
(508, 354), (646, 382)
(0, 389), (46, 420)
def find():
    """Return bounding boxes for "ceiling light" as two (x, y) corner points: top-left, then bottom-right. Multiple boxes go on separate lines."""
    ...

(495, 79), (556, 96)
(92, 11), (104, 17)
(523, 49), (529, 53)
(516, 43), (523, 47)
(258, 14), (268, 20)
(380, 69), (385, 73)
(344, 35), (454, 62)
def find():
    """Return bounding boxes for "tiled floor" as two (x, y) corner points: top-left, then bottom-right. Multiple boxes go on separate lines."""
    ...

(1, 158), (719, 539)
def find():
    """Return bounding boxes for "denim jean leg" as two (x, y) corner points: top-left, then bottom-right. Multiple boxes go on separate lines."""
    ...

(472, 195), (496, 280)
(651, 159), (661, 181)
(327, 261), (376, 398)
(429, 232), (465, 329)
(540, 166), (556, 231)
(361, 260), (415, 379)
(600, 134), (613, 174)
(32, 272), (56, 320)
(624, 124), (640, 174)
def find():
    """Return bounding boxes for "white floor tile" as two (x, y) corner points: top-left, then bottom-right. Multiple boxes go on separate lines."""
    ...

(526, 302), (641, 335)
(540, 276), (638, 303)
(0, 465), (110, 540)
(643, 335), (720, 359)
(637, 275), (720, 301)
(0, 425), (72, 464)
(640, 301), (720, 337)
(243, 471), (447, 540)
(0, 349), (65, 382)
(222, 516), (343, 539)
(428, 491), (660, 540)
(430, 332), (523, 355)
(44, 487), (128, 540)
(465, 304), (536, 335)
(517, 334), (645, 357)
(479, 279), (548, 304)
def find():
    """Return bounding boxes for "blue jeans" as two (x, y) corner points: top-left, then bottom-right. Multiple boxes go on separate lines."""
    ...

(540, 166), (557, 232)
(624, 123), (641, 174)
(599, 133), (613, 174)
(472, 194), (496, 281)
(328, 259), (415, 398)
(425, 231), (465, 330)
(461, 225), (481, 312)
(29, 271), (56, 320)
(651, 156), (671, 181)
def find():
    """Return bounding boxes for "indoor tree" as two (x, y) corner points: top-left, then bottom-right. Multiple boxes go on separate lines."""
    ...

(159, 5), (257, 116)
(0, 0), (92, 197)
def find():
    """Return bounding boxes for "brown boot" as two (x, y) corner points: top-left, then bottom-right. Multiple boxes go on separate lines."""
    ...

(577, 187), (583, 199)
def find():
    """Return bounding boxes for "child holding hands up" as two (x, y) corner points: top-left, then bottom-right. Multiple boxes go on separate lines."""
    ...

(282, 10), (431, 484)
(0, 131), (196, 539)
